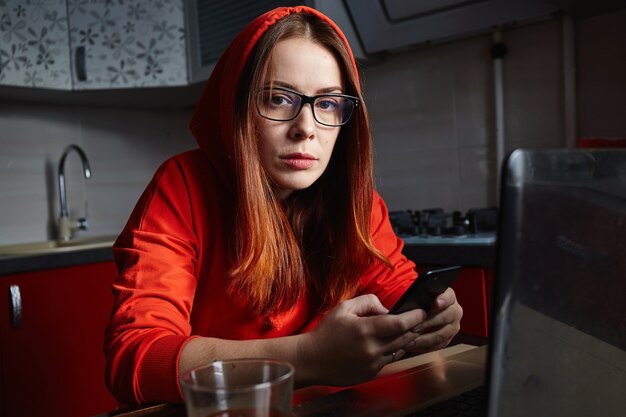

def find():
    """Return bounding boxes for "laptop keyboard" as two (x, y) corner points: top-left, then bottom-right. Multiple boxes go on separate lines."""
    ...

(405, 385), (486, 417)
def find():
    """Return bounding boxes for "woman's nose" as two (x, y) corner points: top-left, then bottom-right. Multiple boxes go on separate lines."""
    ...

(289, 104), (316, 140)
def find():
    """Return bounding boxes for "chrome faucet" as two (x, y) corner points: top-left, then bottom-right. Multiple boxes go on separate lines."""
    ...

(57, 144), (91, 241)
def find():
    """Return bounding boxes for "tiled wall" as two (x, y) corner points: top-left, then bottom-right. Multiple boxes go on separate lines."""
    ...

(0, 10), (624, 246)
(364, 9), (625, 212)
(364, 32), (499, 212)
(364, 17), (566, 212)
(0, 103), (196, 245)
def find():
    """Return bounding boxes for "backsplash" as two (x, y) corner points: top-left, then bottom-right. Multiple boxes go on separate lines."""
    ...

(0, 9), (624, 246)
(364, 9), (625, 212)
(0, 102), (196, 245)
(364, 32), (501, 212)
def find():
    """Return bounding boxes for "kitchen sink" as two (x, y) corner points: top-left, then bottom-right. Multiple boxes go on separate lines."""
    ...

(0, 235), (117, 257)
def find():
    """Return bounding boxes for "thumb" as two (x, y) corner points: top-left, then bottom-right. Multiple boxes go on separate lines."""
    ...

(347, 294), (389, 317)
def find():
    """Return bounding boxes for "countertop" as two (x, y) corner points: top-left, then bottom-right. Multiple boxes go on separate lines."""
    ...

(0, 234), (496, 276)
(402, 233), (497, 268)
(0, 236), (116, 276)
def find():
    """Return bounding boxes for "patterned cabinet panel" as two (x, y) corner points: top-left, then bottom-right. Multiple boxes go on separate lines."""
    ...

(68, 0), (188, 89)
(0, 0), (188, 90)
(0, 0), (72, 89)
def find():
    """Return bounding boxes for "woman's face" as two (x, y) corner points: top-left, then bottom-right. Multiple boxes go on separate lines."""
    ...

(256, 37), (343, 199)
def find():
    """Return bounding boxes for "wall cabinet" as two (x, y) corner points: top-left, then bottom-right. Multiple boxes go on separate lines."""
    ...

(0, 0), (187, 89)
(0, 261), (118, 417)
(0, 1), (72, 89)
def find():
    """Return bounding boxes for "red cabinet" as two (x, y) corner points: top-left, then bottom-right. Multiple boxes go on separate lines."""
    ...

(0, 261), (118, 417)
(415, 266), (492, 338)
(451, 267), (491, 338)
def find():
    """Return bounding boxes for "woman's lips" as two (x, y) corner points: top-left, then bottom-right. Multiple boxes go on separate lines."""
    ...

(280, 153), (317, 170)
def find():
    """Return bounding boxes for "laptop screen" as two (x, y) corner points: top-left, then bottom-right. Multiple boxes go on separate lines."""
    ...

(488, 149), (626, 417)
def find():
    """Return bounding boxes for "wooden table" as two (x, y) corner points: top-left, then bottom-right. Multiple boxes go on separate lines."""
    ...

(95, 343), (487, 417)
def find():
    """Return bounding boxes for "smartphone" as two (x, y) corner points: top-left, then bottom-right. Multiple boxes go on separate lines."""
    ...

(389, 266), (462, 314)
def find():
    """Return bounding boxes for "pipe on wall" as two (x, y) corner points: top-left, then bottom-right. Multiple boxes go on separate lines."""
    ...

(562, 14), (578, 148)
(492, 29), (507, 193)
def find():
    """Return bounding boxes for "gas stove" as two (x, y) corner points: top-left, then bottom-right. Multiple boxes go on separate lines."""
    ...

(390, 208), (498, 246)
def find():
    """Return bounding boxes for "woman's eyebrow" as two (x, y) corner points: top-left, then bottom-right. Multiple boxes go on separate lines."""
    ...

(317, 86), (344, 94)
(267, 80), (344, 94)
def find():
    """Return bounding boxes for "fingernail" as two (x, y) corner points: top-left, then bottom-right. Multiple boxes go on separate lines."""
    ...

(412, 324), (422, 333)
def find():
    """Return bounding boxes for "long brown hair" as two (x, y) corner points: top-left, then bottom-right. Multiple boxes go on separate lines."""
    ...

(229, 13), (390, 316)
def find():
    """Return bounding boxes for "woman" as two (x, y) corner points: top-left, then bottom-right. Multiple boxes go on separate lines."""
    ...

(104, 6), (462, 404)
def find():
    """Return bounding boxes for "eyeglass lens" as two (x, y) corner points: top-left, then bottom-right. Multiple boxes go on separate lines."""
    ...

(257, 89), (355, 126)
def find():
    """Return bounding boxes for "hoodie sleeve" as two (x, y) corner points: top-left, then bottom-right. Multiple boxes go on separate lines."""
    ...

(104, 156), (201, 404)
(359, 192), (418, 307)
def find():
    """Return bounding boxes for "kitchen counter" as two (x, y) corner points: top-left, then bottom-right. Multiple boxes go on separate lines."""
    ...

(0, 236), (115, 276)
(402, 233), (497, 267)
(0, 233), (496, 276)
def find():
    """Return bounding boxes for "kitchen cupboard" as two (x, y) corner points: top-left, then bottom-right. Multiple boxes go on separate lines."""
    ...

(0, 1), (307, 91)
(0, 0), (187, 89)
(452, 267), (492, 338)
(415, 266), (492, 338)
(0, 0), (72, 89)
(0, 261), (118, 417)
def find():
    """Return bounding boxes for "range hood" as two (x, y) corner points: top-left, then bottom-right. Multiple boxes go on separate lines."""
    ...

(343, 0), (626, 55)
(343, 0), (560, 54)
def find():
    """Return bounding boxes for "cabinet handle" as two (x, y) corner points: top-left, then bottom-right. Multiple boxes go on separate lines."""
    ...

(75, 46), (87, 81)
(9, 285), (22, 328)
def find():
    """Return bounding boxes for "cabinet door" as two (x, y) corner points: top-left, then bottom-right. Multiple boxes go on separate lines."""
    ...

(414, 266), (491, 338)
(68, 0), (188, 89)
(0, 0), (72, 89)
(0, 262), (118, 417)
(451, 267), (490, 338)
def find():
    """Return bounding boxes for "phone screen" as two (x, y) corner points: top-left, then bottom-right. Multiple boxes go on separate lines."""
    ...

(389, 266), (462, 314)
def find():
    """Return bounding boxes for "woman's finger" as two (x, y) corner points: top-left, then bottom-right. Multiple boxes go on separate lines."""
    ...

(433, 287), (457, 310)
(342, 294), (391, 317)
(369, 308), (427, 338)
(420, 304), (462, 333)
(411, 324), (457, 351)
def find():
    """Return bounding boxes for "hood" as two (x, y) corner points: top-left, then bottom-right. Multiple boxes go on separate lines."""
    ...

(189, 5), (360, 190)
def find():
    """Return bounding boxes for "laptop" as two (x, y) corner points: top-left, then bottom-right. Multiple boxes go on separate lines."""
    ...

(293, 148), (626, 417)
(485, 148), (626, 417)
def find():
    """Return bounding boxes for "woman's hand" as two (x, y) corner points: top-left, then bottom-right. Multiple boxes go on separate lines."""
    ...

(295, 294), (426, 386)
(404, 287), (463, 354)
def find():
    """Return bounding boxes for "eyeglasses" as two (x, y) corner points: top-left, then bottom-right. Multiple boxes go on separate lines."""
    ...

(256, 87), (359, 127)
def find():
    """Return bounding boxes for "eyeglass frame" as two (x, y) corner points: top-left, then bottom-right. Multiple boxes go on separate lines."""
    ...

(255, 86), (360, 127)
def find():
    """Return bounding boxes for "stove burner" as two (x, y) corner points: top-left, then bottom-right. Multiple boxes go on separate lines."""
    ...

(389, 207), (498, 237)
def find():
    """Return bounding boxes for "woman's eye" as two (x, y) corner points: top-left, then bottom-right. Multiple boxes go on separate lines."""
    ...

(270, 94), (292, 106)
(316, 98), (339, 111)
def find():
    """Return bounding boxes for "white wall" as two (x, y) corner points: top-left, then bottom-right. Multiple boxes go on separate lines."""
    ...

(0, 10), (624, 246)
(0, 104), (196, 245)
(365, 17), (564, 211)
(365, 9), (625, 213)
(364, 31), (499, 212)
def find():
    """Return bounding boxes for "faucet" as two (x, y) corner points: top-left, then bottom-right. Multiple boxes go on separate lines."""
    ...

(57, 144), (91, 241)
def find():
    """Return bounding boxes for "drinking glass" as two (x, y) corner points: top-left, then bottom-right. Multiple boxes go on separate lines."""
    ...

(180, 358), (295, 417)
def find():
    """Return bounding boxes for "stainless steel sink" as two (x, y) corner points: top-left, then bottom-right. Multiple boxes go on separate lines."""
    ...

(0, 235), (117, 257)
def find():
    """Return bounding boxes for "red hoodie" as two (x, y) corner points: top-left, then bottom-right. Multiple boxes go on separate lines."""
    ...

(104, 6), (417, 404)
